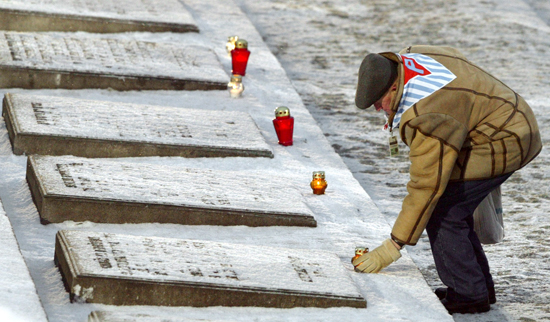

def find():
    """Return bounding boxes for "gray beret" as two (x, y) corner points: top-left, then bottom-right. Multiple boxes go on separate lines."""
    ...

(355, 53), (398, 109)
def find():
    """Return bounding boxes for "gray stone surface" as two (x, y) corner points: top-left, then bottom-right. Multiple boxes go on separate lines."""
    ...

(28, 155), (317, 227)
(56, 230), (366, 308)
(0, 32), (227, 90)
(3, 93), (273, 158)
(0, 0), (198, 33)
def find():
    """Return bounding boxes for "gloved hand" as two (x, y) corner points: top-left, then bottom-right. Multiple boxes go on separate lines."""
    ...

(352, 239), (402, 273)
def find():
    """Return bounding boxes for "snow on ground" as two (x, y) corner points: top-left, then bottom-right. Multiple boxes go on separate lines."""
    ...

(0, 0), (458, 321)
(235, 0), (550, 321)
(1, 0), (548, 321)
(0, 202), (47, 322)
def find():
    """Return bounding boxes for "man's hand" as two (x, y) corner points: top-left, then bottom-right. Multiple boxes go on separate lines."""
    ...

(352, 239), (402, 273)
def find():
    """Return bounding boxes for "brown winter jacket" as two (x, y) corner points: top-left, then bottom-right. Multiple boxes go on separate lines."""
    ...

(380, 45), (542, 246)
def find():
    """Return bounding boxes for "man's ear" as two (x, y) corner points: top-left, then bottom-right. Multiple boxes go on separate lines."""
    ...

(390, 79), (399, 91)
(389, 80), (400, 112)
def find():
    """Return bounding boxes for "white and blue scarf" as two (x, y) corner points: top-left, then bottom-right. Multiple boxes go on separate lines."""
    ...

(387, 53), (457, 131)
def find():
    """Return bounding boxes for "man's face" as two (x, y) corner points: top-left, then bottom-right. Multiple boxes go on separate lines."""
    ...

(373, 87), (394, 116)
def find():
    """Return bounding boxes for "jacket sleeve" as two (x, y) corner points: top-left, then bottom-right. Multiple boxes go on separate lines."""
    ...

(391, 112), (468, 245)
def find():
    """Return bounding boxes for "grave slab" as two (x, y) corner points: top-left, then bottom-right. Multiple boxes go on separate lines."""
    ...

(3, 93), (273, 158)
(56, 230), (366, 308)
(0, 0), (198, 33)
(0, 32), (227, 90)
(27, 155), (317, 227)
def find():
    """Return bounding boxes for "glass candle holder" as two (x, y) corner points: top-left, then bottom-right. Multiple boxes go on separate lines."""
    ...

(310, 171), (327, 195)
(352, 247), (369, 264)
(226, 36), (239, 56)
(231, 39), (250, 76)
(227, 75), (244, 98)
(272, 106), (294, 146)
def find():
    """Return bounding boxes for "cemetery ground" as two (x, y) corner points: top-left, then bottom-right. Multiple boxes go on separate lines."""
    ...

(0, 0), (548, 321)
(237, 0), (550, 321)
(0, 0), (450, 321)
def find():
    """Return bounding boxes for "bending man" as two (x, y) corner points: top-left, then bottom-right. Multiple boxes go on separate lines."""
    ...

(352, 45), (541, 314)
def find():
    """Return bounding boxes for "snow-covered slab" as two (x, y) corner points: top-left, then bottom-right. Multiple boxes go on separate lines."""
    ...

(0, 0), (198, 33)
(89, 311), (233, 322)
(55, 230), (365, 308)
(3, 93), (273, 158)
(0, 200), (48, 322)
(0, 32), (227, 91)
(27, 155), (317, 227)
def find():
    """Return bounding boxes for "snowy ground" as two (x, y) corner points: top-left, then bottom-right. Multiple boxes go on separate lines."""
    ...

(0, 0), (454, 321)
(0, 0), (548, 321)
(236, 0), (550, 321)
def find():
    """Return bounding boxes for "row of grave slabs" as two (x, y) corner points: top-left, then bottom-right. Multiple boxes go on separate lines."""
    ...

(0, 0), (367, 320)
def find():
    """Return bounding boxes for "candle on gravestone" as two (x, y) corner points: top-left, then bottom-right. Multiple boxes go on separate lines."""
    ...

(227, 74), (244, 98)
(231, 39), (250, 76)
(310, 171), (327, 195)
(226, 36), (239, 56)
(272, 106), (294, 146)
(352, 247), (369, 265)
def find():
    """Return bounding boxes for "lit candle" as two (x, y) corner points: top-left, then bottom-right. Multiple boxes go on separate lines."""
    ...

(310, 171), (327, 195)
(226, 36), (239, 56)
(227, 74), (244, 98)
(352, 247), (369, 264)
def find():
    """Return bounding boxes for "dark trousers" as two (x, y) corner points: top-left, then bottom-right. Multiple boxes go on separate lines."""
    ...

(426, 173), (512, 302)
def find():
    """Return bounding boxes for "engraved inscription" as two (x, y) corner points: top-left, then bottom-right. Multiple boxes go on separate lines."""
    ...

(37, 156), (312, 217)
(107, 239), (131, 276)
(5, 33), (163, 67)
(1, 32), (225, 83)
(56, 163), (113, 192)
(289, 256), (313, 282)
(29, 101), (193, 139)
(59, 230), (366, 306)
(55, 163), (78, 188)
(140, 238), (240, 281)
(2, 0), (183, 17)
(53, 161), (237, 207)
(32, 102), (53, 125)
(289, 256), (327, 282)
(88, 237), (112, 269)
(12, 95), (276, 160)
(84, 234), (243, 281)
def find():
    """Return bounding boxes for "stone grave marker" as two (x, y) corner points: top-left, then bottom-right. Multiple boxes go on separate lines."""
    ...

(56, 230), (366, 308)
(3, 93), (273, 158)
(27, 155), (317, 227)
(0, 0), (198, 33)
(0, 32), (227, 90)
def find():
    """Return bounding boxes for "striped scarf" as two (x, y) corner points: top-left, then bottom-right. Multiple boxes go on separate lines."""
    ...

(389, 53), (457, 131)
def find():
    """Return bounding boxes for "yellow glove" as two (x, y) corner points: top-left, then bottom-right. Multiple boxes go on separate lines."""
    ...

(352, 239), (401, 273)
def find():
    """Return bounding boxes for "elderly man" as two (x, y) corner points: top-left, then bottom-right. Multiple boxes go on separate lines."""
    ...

(352, 45), (541, 314)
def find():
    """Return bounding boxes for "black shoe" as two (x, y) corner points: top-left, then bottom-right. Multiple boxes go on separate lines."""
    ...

(441, 298), (490, 314)
(435, 287), (496, 304)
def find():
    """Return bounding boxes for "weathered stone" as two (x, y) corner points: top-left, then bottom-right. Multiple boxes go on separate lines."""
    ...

(3, 93), (273, 158)
(0, 0), (198, 33)
(56, 230), (366, 308)
(0, 32), (227, 90)
(28, 155), (317, 227)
